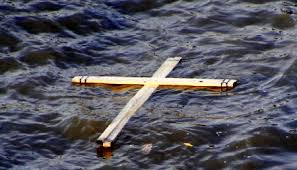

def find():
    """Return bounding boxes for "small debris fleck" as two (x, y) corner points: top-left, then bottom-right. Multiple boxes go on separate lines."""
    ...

(142, 143), (152, 154)
(183, 143), (193, 147)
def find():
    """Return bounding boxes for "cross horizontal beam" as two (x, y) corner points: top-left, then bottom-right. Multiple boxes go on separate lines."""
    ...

(72, 76), (237, 89)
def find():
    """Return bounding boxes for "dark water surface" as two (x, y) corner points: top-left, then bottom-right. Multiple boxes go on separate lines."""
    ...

(1, 0), (297, 169)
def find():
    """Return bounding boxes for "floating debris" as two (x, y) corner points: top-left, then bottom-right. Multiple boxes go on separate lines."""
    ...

(141, 143), (153, 154)
(183, 143), (193, 147)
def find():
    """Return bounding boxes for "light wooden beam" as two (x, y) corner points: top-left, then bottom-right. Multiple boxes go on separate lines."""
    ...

(72, 76), (237, 88)
(97, 57), (182, 147)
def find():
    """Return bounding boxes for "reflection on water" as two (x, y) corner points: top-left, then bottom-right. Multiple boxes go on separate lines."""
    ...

(1, 0), (297, 169)
(96, 145), (113, 159)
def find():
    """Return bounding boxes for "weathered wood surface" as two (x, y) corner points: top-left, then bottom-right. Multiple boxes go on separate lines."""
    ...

(72, 76), (237, 88)
(97, 57), (182, 147)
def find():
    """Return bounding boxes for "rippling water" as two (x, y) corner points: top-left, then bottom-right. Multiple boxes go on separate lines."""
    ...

(1, 0), (297, 169)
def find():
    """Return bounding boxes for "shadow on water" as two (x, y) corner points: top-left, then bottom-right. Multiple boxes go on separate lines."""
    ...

(1, 0), (297, 169)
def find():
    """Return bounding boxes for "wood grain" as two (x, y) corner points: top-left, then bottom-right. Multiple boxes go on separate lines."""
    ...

(72, 76), (237, 88)
(97, 57), (182, 147)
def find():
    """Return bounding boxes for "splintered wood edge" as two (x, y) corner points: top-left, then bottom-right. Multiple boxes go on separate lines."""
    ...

(103, 141), (111, 148)
(231, 80), (238, 88)
(225, 79), (238, 88)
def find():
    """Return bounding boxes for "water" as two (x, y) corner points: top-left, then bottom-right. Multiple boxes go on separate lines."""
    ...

(1, 0), (297, 169)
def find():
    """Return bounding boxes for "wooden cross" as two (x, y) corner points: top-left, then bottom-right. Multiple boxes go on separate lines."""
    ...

(72, 57), (237, 148)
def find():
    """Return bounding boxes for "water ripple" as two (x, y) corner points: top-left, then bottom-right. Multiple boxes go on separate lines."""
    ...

(1, 0), (297, 169)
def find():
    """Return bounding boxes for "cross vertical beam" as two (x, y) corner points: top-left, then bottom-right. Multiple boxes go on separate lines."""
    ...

(97, 57), (182, 147)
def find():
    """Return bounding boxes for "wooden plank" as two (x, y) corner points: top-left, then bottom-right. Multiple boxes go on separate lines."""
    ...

(72, 76), (237, 88)
(97, 57), (182, 147)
